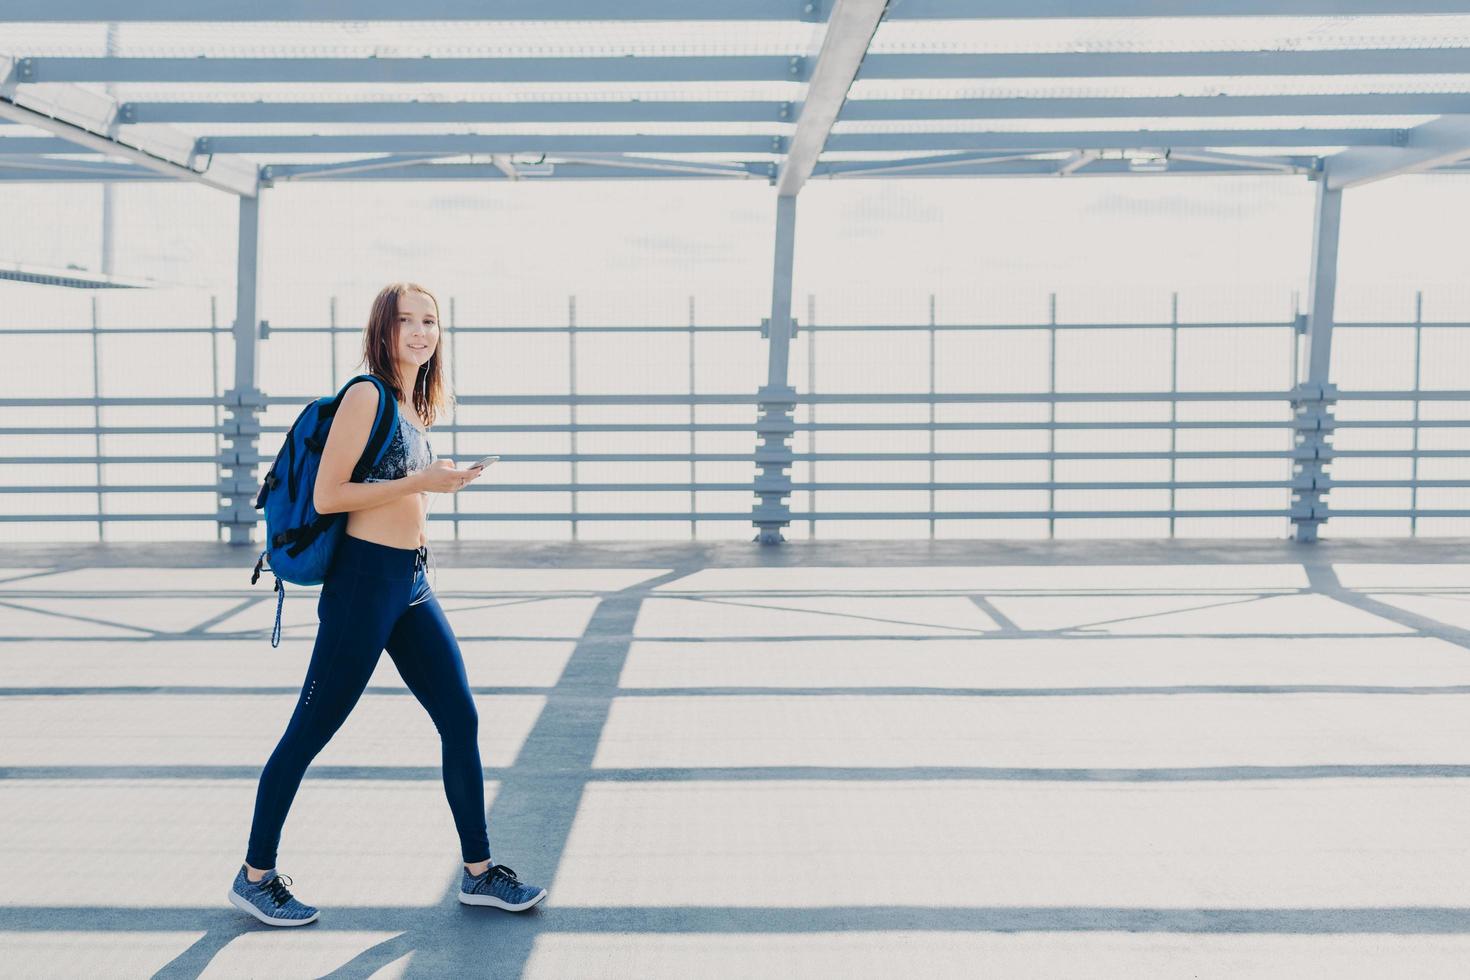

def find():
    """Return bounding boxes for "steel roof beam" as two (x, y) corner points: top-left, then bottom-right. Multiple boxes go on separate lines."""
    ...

(259, 161), (767, 181)
(1324, 113), (1470, 188)
(198, 134), (785, 154)
(21, 48), (1465, 85)
(777, 0), (887, 194)
(813, 156), (1316, 177)
(91, 93), (1470, 128)
(4, 0), (1464, 20)
(0, 53), (258, 195)
(0, 1), (826, 22)
(857, 49), (1470, 80)
(0, 128), (1402, 162)
(0, 128), (1401, 157)
(825, 128), (1401, 150)
(0, 158), (1331, 181)
(884, 0), (1470, 14)
(20, 55), (811, 84)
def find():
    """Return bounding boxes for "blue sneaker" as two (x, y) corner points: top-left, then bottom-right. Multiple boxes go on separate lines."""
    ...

(458, 863), (547, 911)
(227, 864), (320, 926)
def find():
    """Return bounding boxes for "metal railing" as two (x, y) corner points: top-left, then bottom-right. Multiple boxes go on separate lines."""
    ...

(6, 295), (1470, 540)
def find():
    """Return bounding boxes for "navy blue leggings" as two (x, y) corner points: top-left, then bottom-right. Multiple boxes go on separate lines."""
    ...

(245, 532), (490, 869)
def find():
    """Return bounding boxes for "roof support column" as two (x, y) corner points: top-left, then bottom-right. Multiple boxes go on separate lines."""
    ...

(1290, 177), (1341, 543)
(753, 193), (798, 544)
(219, 190), (266, 545)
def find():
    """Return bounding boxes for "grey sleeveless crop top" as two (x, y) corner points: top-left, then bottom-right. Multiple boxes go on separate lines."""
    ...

(361, 413), (436, 483)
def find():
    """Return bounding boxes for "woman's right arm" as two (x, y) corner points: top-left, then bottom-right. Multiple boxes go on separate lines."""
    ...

(313, 381), (424, 514)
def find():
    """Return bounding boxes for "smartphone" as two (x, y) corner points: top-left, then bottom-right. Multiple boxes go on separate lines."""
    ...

(467, 455), (501, 470)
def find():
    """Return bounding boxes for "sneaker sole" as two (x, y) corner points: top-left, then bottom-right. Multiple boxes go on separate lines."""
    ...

(228, 888), (320, 926)
(458, 887), (547, 912)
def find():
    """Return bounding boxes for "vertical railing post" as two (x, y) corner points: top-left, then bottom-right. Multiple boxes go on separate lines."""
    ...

(448, 295), (461, 542)
(1411, 290), (1423, 537)
(928, 293), (936, 541)
(209, 294), (221, 540)
(329, 294), (339, 387)
(568, 294), (579, 542)
(219, 190), (265, 546)
(1047, 292), (1057, 540)
(806, 292), (816, 540)
(753, 193), (798, 544)
(1291, 178), (1342, 543)
(1169, 291), (1179, 538)
(689, 295), (698, 540)
(89, 295), (104, 541)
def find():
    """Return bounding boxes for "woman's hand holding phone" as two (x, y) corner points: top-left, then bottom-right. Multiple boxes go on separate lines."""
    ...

(417, 459), (482, 494)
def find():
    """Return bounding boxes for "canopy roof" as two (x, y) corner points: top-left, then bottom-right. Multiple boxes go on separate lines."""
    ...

(1, 2), (1468, 195)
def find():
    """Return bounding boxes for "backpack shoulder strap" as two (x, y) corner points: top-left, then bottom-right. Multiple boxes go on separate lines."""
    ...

(352, 375), (399, 482)
(320, 374), (400, 482)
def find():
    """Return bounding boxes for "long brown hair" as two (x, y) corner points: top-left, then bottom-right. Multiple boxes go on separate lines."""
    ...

(360, 281), (453, 427)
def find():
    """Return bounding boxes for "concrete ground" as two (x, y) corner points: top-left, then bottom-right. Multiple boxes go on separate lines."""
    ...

(2, 535), (1470, 978)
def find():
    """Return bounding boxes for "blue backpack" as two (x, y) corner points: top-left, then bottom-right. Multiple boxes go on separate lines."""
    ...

(250, 373), (399, 646)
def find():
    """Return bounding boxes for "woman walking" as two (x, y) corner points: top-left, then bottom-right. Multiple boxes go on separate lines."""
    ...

(228, 282), (547, 926)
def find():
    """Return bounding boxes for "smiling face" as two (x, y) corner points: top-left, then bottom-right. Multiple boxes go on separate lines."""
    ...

(395, 289), (440, 375)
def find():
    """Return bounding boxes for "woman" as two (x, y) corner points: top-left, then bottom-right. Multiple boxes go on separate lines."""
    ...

(227, 282), (547, 926)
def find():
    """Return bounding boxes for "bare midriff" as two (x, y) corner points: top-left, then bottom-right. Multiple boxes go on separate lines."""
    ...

(345, 403), (431, 551)
(345, 484), (429, 551)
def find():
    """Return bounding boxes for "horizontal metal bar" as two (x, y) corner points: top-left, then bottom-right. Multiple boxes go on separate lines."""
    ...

(16, 416), (1470, 439)
(0, 480), (1292, 495)
(0, 325), (227, 334)
(25, 50), (1464, 85)
(1, 478), (1468, 497)
(110, 93), (1470, 127)
(8, 507), (1470, 525)
(855, 50), (1470, 81)
(126, 100), (794, 125)
(0, 485), (214, 493)
(7, 0), (1462, 22)
(0, 397), (229, 407)
(824, 130), (1403, 151)
(884, 1), (1470, 15)
(0, 130), (1399, 162)
(16, 319), (1470, 336)
(0, 456), (225, 464)
(234, 134), (784, 154)
(1335, 389), (1470, 399)
(0, 427), (221, 436)
(252, 419), (1307, 434)
(838, 93), (1470, 122)
(224, 130), (1405, 156)
(3, 387), (1470, 412)
(0, 1), (823, 22)
(262, 323), (763, 334)
(265, 160), (770, 181)
(358, 514), (1299, 520)
(0, 450), (1319, 465)
(26, 56), (807, 84)
(410, 479), (1312, 492)
(281, 158), (1309, 182)
(16, 447), (1470, 467)
(1321, 509), (1470, 517)
(266, 390), (1305, 405)
(817, 157), (1319, 179)
(0, 513), (220, 522)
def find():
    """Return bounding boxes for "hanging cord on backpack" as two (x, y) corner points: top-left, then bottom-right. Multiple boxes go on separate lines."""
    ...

(270, 577), (285, 648)
(251, 547), (286, 648)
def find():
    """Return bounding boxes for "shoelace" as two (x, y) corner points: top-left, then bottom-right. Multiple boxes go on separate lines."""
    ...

(472, 864), (521, 893)
(262, 873), (296, 908)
